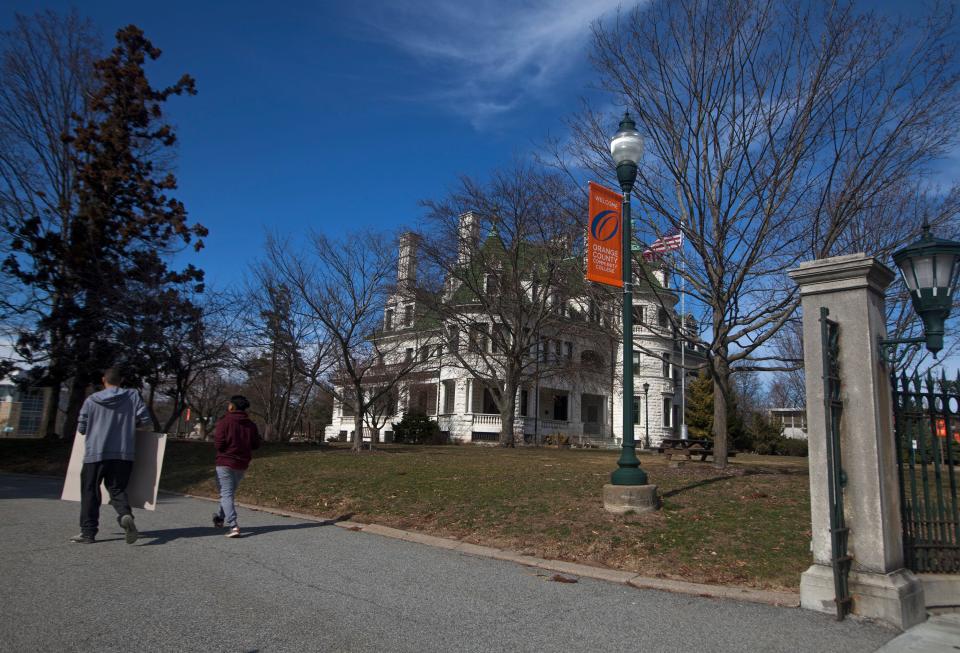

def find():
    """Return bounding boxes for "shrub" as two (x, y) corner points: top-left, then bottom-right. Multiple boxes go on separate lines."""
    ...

(780, 438), (809, 457)
(392, 412), (446, 444)
(543, 433), (570, 447)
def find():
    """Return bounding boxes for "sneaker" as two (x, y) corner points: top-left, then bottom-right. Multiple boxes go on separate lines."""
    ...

(225, 527), (241, 538)
(120, 514), (138, 544)
(212, 514), (224, 529)
(70, 533), (95, 544)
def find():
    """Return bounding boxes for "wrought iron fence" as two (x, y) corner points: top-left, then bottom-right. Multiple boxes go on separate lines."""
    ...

(891, 372), (960, 573)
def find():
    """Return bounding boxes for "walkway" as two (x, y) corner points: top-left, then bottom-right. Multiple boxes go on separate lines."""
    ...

(0, 474), (897, 652)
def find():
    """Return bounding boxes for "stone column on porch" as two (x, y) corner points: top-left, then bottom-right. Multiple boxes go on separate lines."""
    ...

(789, 253), (925, 630)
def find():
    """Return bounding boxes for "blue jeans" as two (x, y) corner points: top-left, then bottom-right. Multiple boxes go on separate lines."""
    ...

(215, 466), (245, 528)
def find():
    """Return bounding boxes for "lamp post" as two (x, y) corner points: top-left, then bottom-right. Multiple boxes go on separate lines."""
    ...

(643, 382), (650, 449)
(610, 112), (647, 486)
(881, 222), (960, 364)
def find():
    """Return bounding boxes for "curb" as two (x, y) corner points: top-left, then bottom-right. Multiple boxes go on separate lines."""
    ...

(162, 489), (800, 608)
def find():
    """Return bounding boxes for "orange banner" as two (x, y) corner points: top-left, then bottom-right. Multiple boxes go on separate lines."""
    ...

(586, 182), (623, 287)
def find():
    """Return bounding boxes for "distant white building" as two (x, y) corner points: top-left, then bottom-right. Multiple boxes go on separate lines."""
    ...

(768, 407), (808, 439)
(325, 215), (704, 446)
(0, 376), (54, 438)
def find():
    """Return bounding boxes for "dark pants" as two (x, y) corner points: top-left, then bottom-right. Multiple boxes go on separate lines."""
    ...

(80, 459), (134, 537)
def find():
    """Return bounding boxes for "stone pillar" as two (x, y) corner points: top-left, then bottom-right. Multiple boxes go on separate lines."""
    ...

(789, 254), (925, 630)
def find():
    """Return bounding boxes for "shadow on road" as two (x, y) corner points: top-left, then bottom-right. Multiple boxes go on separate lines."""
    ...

(140, 513), (353, 545)
(0, 476), (63, 500)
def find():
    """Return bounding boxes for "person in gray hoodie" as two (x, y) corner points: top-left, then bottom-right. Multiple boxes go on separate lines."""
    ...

(70, 367), (151, 544)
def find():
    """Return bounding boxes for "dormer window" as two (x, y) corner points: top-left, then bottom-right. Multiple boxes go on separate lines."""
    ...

(385, 308), (394, 330)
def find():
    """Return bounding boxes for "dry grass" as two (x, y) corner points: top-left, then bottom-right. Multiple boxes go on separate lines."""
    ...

(0, 439), (811, 590)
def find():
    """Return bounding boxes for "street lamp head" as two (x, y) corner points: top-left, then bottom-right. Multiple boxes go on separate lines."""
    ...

(610, 112), (643, 193)
(892, 222), (960, 354)
(642, 382), (650, 394)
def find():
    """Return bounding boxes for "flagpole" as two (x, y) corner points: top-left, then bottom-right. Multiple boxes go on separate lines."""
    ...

(680, 218), (687, 441)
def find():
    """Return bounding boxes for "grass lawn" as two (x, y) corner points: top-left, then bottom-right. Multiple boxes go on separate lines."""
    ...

(0, 438), (812, 591)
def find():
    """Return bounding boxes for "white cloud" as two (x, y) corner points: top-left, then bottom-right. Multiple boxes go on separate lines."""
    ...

(357, 0), (641, 129)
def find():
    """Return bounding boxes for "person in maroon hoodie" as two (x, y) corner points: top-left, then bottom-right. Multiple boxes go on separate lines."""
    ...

(212, 395), (261, 538)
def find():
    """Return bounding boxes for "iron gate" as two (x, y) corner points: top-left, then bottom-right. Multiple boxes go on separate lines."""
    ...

(891, 371), (960, 573)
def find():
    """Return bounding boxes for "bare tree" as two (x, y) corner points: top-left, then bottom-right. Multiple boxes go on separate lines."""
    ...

(0, 10), (100, 437)
(184, 366), (232, 439)
(362, 383), (399, 445)
(267, 230), (421, 452)
(559, 0), (960, 467)
(415, 164), (611, 446)
(233, 263), (330, 441)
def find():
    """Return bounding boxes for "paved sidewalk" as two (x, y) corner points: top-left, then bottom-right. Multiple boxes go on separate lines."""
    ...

(0, 473), (897, 652)
(875, 614), (960, 653)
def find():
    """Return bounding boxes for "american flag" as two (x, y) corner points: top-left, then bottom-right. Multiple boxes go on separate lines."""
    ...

(643, 232), (683, 260)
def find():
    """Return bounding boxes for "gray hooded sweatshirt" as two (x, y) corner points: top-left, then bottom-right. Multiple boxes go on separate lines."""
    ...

(78, 387), (151, 463)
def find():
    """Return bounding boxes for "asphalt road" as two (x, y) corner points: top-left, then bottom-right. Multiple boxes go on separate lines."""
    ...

(0, 473), (896, 653)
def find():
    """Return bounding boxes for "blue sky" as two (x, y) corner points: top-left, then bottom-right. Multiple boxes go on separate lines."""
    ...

(0, 0), (635, 289)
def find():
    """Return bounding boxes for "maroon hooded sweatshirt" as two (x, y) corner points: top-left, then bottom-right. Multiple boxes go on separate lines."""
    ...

(214, 410), (261, 470)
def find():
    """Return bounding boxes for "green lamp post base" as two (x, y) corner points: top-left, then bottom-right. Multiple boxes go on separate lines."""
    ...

(611, 467), (649, 486)
(610, 445), (648, 485)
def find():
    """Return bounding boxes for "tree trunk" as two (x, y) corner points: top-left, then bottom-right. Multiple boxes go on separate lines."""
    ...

(353, 412), (364, 452)
(61, 377), (87, 442)
(146, 384), (161, 432)
(41, 380), (61, 439)
(712, 356), (730, 469)
(352, 387), (364, 452)
(501, 404), (517, 447)
(499, 376), (518, 447)
(162, 392), (185, 432)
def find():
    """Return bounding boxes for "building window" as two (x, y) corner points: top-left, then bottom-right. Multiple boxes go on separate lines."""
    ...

(633, 305), (644, 323)
(663, 397), (673, 428)
(405, 347), (413, 362)
(448, 326), (459, 352)
(658, 308), (668, 327)
(491, 324), (509, 354)
(565, 342), (573, 360)
(633, 396), (641, 424)
(486, 274), (499, 295)
(403, 304), (414, 326)
(582, 350), (604, 368)
(520, 389), (529, 417)
(553, 394), (569, 421)
(472, 384), (498, 414)
(385, 309), (394, 330)
(469, 323), (488, 352)
(553, 340), (562, 362)
(442, 380), (456, 414)
(419, 346), (429, 362)
(632, 350), (641, 367)
(662, 353), (672, 378)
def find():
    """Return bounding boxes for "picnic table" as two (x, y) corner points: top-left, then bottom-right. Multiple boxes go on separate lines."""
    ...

(656, 438), (736, 462)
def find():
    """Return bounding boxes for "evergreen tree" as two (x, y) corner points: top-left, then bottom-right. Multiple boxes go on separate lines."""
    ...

(685, 371), (714, 440)
(684, 370), (748, 450)
(4, 24), (207, 437)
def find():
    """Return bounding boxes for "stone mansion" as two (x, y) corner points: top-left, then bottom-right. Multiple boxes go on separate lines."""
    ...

(324, 215), (704, 447)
